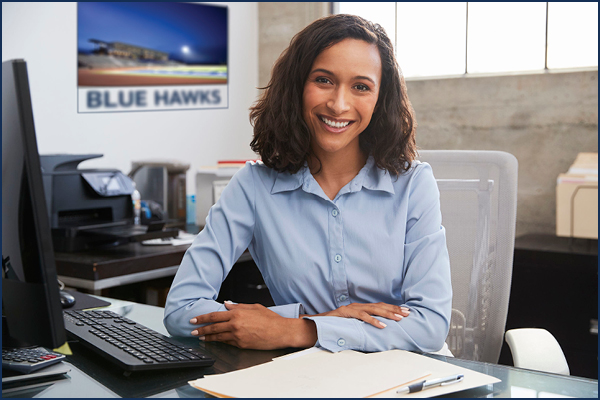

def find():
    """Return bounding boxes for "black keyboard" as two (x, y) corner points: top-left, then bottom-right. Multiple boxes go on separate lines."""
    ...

(63, 310), (214, 372)
(2, 347), (65, 374)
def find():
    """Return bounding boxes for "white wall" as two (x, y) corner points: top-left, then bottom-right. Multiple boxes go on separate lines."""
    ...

(2, 2), (259, 195)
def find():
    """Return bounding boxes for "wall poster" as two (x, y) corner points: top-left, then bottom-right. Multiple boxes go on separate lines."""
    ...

(77, 2), (228, 113)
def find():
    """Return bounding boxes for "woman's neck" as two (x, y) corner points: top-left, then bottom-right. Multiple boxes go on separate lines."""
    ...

(308, 148), (368, 200)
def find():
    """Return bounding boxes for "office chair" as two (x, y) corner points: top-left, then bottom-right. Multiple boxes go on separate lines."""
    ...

(418, 150), (570, 375)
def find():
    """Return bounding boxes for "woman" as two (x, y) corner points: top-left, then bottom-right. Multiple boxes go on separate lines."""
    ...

(164, 14), (452, 354)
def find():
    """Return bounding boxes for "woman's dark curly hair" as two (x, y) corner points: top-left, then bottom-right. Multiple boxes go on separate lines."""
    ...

(249, 14), (417, 176)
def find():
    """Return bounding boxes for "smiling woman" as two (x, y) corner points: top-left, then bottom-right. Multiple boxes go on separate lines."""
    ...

(249, 14), (416, 177)
(164, 14), (452, 355)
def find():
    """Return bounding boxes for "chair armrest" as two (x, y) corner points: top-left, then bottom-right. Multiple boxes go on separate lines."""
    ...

(505, 328), (570, 375)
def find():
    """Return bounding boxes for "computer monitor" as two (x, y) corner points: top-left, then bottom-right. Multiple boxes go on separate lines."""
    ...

(2, 59), (67, 349)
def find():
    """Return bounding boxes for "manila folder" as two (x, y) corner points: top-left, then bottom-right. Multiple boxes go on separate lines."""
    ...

(189, 349), (487, 398)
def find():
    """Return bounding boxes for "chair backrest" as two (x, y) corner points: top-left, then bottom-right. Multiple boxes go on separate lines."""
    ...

(418, 150), (518, 364)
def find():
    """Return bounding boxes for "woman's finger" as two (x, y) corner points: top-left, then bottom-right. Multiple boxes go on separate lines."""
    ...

(192, 320), (232, 336)
(224, 301), (262, 310)
(190, 311), (232, 325)
(369, 303), (411, 316)
(354, 310), (388, 329)
(340, 303), (410, 323)
(356, 303), (410, 317)
(202, 332), (236, 343)
(362, 304), (409, 321)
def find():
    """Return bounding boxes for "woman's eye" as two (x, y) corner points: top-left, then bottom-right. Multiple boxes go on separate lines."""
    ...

(354, 84), (370, 92)
(315, 76), (332, 84)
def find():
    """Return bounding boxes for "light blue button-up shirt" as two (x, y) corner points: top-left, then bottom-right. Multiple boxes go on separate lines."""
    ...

(164, 156), (452, 353)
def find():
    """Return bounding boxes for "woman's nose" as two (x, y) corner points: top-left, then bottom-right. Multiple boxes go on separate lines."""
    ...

(326, 87), (351, 115)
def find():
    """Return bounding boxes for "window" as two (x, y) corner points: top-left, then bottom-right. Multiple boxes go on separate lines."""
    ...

(396, 3), (466, 78)
(466, 2), (546, 74)
(337, 2), (598, 78)
(547, 2), (598, 69)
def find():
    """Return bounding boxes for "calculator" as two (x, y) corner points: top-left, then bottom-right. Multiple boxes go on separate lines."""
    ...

(2, 347), (66, 374)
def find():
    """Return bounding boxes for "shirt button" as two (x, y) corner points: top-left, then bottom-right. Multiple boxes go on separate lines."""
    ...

(339, 295), (347, 302)
(332, 209), (339, 217)
(334, 254), (342, 263)
(337, 338), (346, 347)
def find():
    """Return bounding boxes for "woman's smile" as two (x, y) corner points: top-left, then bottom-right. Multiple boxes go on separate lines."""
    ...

(318, 115), (355, 132)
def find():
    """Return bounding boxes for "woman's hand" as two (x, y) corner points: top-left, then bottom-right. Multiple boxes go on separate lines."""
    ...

(306, 302), (411, 329)
(189, 302), (317, 350)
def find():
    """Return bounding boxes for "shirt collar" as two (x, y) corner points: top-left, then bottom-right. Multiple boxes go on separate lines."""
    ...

(361, 157), (395, 195)
(270, 167), (304, 194)
(270, 156), (395, 195)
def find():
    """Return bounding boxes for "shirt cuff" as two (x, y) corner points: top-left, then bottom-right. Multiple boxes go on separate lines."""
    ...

(268, 303), (303, 319)
(303, 316), (365, 352)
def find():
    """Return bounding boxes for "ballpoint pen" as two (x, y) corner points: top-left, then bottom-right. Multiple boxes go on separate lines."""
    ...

(396, 374), (464, 394)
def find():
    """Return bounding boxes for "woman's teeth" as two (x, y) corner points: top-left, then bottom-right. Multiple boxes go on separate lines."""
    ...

(321, 117), (350, 129)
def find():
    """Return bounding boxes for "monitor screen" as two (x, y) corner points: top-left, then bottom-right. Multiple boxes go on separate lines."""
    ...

(2, 59), (66, 349)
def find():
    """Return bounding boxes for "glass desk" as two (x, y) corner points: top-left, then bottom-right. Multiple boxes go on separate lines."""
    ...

(5, 298), (597, 398)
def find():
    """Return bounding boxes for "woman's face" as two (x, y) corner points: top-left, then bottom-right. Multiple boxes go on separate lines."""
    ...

(302, 38), (381, 159)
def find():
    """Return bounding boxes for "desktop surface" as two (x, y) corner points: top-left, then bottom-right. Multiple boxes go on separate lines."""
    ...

(54, 241), (190, 281)
(7, 297), (598, 398)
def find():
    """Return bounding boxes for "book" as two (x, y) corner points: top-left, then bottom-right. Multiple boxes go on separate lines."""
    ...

(217, 160), (256, 168)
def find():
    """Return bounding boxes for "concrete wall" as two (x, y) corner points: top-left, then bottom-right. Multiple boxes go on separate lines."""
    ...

(258, 4), (598, 237)
(407, 70), (598, 236)
(258, 2), (330, 88)
(2, 2), (259, 195)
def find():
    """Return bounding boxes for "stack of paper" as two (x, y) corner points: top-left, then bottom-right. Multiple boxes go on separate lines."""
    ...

(189, 349), (500, 398)
(556, 152), (598, 239)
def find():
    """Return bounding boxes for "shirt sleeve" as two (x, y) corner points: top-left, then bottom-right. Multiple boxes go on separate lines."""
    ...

(163, 164), (304, 337)
(305, 163), (452, 353)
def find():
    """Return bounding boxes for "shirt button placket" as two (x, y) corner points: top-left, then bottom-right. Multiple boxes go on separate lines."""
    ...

(330, 205), (348, 307)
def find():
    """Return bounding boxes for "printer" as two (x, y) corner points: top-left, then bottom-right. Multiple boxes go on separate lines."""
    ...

(40, 154), (177, 252)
